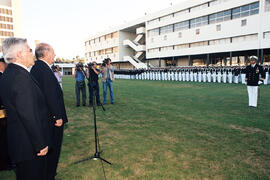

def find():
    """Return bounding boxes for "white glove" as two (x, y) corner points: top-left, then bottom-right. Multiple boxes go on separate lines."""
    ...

(244, 81), (247, 85)
(258, 81), (263, 85)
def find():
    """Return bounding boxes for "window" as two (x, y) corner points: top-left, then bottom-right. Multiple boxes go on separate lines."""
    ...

(148, 48), (159, 53)
(241, 19), (247, 26)
(151, 38), (154, 43)
(210, 9), (231, 24)
(113, 47), (118, 53)
(263, 32), (270, 39)
(163, 35), (167, 40)
(148, 28), (159, 37)
(266, 0), (270, 11)
(216, 24), (221, 31)
(112, 32), (118, 38)
(178, 32), (182, 38)
(190, 41), (208, 48)
(160, 46), (173, 51)
(231, 34), (258, 43)
(175, 44), (189, 49)
(232, 2), (259, 19)
(174, 21), (189, 31)
(209, 38), (230, 45)
(190, 16), (208, 28)
(196, 29), (200, 35)
(160, 25), (173, 35)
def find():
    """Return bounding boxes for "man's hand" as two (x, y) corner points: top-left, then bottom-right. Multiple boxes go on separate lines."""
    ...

(244, 81), (247, 85)
(55, 119), (63, 127)
(258, 81), (263, 85)
(37, 146), (48, 156)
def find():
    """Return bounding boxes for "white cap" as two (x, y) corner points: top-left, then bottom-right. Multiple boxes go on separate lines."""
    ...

(249, 56), (258, 61)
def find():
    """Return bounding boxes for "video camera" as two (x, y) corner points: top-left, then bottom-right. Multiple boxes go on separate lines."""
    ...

(51, 65), (58, 72)
(102, 58), (111, 67)
(76, 62), (84, 71)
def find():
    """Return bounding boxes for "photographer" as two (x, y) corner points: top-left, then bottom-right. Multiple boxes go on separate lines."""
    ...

(52, 65), (63, 88)
(74, 63), (86, 107)
(101, 58), (115, 104)
(87, 61), (101, 106)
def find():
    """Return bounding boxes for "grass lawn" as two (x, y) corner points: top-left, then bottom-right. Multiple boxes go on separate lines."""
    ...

(0, 76), (270, 180)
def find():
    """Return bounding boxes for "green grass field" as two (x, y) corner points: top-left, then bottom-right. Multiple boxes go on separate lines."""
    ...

(1, 77), (270, 180)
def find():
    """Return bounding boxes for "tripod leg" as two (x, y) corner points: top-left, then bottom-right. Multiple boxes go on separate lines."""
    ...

(99, 157), (112, 165)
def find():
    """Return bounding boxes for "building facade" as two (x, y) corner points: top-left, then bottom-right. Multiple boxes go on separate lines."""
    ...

(85, 0), (270, 69)
(0, 0), (22, 53)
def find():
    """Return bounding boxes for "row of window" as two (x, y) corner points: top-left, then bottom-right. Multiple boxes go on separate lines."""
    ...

(266, 0), (270, 11)
(0, 8), (12, 15)
(0, 31), (14, 37)
(86, 47), (118, 57)
(85, 32), (118, 46)
(0, 23), (13, 30)
(148, 0), (233, 25)
(148, 2), (259, 37)
(151, 19), (248, 42)
(148, 34), (258, 53)
(0, 16), (13, 23)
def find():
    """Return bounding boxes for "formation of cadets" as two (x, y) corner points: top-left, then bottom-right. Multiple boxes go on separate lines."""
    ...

(114, 66), (270, 85)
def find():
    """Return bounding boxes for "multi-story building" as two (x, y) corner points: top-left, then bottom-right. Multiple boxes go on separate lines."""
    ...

(0, 0), (22, 53)
(85, 0), (270, 69)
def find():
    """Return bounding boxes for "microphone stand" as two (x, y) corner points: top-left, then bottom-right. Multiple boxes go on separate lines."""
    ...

(74, 66), (111, 179)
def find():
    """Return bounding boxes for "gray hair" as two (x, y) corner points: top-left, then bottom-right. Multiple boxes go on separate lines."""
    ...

(35, 43), (51, 59)
(2, 37), (27, 63)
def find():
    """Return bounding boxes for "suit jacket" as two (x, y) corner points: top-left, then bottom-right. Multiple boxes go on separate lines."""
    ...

(245, 64), (265, 86)
(30, 60), (68, 124)
(0, 63), (50, 163)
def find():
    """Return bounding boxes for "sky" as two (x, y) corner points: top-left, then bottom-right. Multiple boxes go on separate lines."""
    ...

(21, 0), (185, 59)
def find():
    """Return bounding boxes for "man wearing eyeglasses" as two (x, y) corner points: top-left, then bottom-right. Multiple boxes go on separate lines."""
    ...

(0, 38), (50, 180)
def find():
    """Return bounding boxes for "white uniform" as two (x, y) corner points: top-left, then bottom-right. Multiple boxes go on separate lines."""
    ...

(190, 70), (194, 82)
(223, 70), (227, 83)
(207, 70), (211, 82)
(264, 68), (269, 85)
(217, 70), (222, 83)
(182, 70), (186, 81)
(186, 70), (189, 82)
(228, 69), (233, 83)
(203, 70), (207, 82)
(198, 70), (202, 82)
(178, 70), (182, 81)
(212, 70), (217, 83)
(194, 70), (198, 82)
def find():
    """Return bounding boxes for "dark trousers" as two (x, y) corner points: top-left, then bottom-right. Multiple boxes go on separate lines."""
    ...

(16, 156), (47, 180)
(88, 81), (101, 105)
(47, 125), (64, 180)
(0, 118), (9, 170)
(75, 81), (86, 106)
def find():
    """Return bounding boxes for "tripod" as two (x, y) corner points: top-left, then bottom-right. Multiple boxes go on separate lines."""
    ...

(74, 67), (111, 176)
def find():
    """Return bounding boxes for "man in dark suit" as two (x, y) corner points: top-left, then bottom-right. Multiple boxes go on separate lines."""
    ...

(31, 43), (68, 180)
(0, 57), (9, 170)
(0, 38), (49, 179)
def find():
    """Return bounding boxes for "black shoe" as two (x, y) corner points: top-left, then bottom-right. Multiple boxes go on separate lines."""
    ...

(111, 102), (114, 104)
(76, 105), (80, 107)
(83, 104), (86, 106)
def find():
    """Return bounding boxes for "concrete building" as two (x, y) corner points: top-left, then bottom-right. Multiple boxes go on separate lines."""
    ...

(85, 0), (270, 69)
(0, 0), (22, 52)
